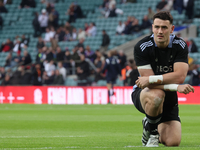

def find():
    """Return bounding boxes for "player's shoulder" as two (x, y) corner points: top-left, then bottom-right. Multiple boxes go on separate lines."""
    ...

(135, 34), (154, 52)
(172, 35), (187, 49)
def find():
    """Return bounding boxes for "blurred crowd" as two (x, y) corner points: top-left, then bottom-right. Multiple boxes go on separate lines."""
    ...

(0, 0), (199, 86)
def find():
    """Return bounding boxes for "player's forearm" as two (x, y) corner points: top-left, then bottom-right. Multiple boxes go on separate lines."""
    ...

(149, 72), (186, 85)
(148, 84), (179, 91)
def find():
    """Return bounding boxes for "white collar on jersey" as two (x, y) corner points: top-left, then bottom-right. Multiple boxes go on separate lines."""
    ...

(150, 34), (175, 48)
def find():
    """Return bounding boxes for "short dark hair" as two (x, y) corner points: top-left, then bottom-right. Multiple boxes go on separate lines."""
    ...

(153, 11), (173, 24)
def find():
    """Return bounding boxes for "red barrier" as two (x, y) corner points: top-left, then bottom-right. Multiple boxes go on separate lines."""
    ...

(0, 86), (198, 104)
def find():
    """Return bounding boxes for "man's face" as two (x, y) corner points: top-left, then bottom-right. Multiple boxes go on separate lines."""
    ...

(152, 18), (174, 47)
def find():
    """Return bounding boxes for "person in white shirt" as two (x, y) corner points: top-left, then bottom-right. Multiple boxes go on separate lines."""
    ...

(57, 61), (67, 80)
(78, 28), (86, 40)
(38, 9), (49, 33)
(44, 27), (55, 42)
(116, 21), (125, 35)
(86, 22), (97, 37)
(43, 59), (56, 77)
(71, 28), (78, 41)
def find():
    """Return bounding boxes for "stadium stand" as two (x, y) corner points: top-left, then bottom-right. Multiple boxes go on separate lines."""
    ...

(0, 0), (200, 86)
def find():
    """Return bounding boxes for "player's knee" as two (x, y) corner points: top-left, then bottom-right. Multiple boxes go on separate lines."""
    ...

(149, 90), (165, 108)
(162, 138), (181, 147)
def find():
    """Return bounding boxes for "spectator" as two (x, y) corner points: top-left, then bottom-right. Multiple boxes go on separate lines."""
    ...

(13, 38), (24, 54)
(78, 46), (85, 55)
(20, 67), (32, 85)
(67, 3), (76, 23)
(21, 35), (29, 46)
(49, 7), (59, 29)
(184, 0), (194, 19)
(76, 54), (90, 86)
(116, 21), (125, 35)
(188, 64), (200, 86)
(37, 36), (45, 50)
(11, 52), (22, 67)
(38, 9), (49, 33)
(46, 47), (54, 62)
(1, 39), (14, 52)
(53, 69), (64, 85)
(108, 0), (116, 10)
(127, 59), (139, 86)
(93, 50), (105, 83)
(32, 63), (43, 85)
(188, 39), (198, 53)
(0, 14), (3, 29)
(130, 19), (141, 34)
(162, 0), (174, 11)
(84, 22), (90, 33)
(0, 66), (5, 80)
(46, 2), (53, 14)
(1, 74), (11, 85)
(118, 50), (127, 69)
(64, 29), (71, 41)
(71, 28), (78, 41)
(108, 4), (123, 18)
(44, 27), (55, 43)
(156, 0), (167, 12)
(0, 1), (7, 13)
(71, 46), (80, 74)
(63, 49), (72, 74)
(64, 21), (74, 34)
(122, 21), (131, 35)
(100, 0), (109, 8)
(21, 50), (32, 66)
(56, 46), (64, 61)
(85, 45), (94, 62)
(174, 0), (183, 14)
(78, 28), (86, 40)
(19, 0), (36, 8)
(54, 26), (65, 42)
(35, 47), (47, 64)
(43, 59), (56, 77)
(76, 38), (85, 49)
(57, 61), (67, 80)
(147, 7), (155, 21)
(32, 12), (41, 37)
(73, 2), (83, 19)
(86, 22), (97, 37)
(100, 30), (110, 53)
(4, 52), (12, 67)
(140, 15), (152, 30)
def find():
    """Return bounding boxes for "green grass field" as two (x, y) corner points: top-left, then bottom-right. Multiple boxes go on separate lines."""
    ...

(0, 104), (199, 150)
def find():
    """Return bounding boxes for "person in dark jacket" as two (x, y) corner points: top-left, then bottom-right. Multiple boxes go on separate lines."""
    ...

(100, 30), (110, 53)
(76, 54), (90, 86)
(32, 12), (41, 37)
(19, 0), (36, 8)
(101, 50), (121, 103)
(0, 1), (8, 13)
(32, 63), (43, 85)
(188, 39), (198, 53)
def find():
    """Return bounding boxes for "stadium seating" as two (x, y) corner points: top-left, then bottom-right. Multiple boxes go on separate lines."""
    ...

(1, 0), (200, 85)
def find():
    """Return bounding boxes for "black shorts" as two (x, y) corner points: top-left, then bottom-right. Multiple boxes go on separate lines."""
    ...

(106, 77), (117, 84)
(131, 87), (181, 123)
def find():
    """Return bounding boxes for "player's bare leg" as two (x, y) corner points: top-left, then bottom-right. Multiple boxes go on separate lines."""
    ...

(140, 88), (165, 147)
(158, 121), (181, 146)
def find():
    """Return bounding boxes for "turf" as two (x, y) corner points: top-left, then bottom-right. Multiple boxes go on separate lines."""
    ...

(0, 104), (199, 150)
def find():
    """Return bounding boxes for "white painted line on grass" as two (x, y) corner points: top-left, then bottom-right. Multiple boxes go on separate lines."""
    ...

(0, 136), (86, 138)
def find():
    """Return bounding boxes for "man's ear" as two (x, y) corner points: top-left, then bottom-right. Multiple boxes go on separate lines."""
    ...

(171, 25), (175, 34)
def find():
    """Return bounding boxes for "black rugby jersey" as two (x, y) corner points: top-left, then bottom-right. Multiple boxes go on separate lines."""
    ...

(134, 34), (188, 75)
(133, 34), (188, 107)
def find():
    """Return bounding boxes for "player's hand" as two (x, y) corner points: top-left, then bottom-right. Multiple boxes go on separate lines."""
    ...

(135, 76), (149, 89)
(177, 84), (194, 94)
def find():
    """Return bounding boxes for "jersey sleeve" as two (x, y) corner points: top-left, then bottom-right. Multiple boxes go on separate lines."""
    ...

(174, 39), (188, 63)
(134, 42), (151, 67)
